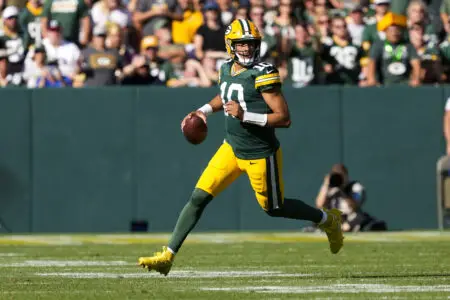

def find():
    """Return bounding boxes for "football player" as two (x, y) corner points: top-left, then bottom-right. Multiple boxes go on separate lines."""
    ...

(138, 19), (344, 276)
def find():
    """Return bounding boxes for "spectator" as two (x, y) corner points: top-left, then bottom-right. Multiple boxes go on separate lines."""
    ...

(194, 1), (227, 61)
(133, 0), (183, 37)
(166, 58), (211, 87)
(249, 3), (264, 32)
(346, 5), (365, 46)
(171, 0), (203, 46)
(121, 55), (155, 84)
(283, 22), (319, 87)
(33, 46), (71, 87)
(25, 20), (80, 85)
(407, 0), (437, 46)
(235, 4), (249, 20)
(91, 0), (131, 30)
(122, 35), (175, 85)
(80, 26), (123, 86)
(361, 0), (390, 54)
(217, 0), (234, 25)
(0, 6), (25, 74)
(272, 0), (295, 58)
(314, 163), (387, 232)
(367, 13), (421, 86)
(314, 12), (331, 44)
(106, 23), (135, 66)
(322, 16), (364, 85)
(19, 0), (43, 49)
(201, 52), (219, 84)
(23, 45), (47, 87)
(409, 23), (442, 84)
(155, 27), (186, 60)
(0, 46), (23, 86)
(41, 0), (90, 46)
(250, 4), (278, 65)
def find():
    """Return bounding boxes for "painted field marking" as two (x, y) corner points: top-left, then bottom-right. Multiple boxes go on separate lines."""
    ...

(0, 231), (449, 245)
(202, 284), (450, 294)
(0, 260), (131, 267)
(0, 253), (23, 257)
(36, 271), (313, 279)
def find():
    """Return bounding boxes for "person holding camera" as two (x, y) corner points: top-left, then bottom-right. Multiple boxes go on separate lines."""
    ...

(315, 163), (387, 232)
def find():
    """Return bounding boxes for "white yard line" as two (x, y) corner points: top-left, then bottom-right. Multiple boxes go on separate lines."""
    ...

(0, 253), (23, 257)
(36, 271), (313, 279)
(0, 260), (131, 267)
(202, 284), (450, 294)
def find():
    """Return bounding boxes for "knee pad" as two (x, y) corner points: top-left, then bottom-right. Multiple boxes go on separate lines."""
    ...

(190, 188), (214, 208)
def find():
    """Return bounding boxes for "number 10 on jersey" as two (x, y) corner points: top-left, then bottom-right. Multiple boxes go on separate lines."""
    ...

(220, 82), (247, 116)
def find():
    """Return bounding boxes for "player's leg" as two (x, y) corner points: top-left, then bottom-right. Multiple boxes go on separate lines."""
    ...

(138, 142), (242, 275)
(241, 148), (343, 253)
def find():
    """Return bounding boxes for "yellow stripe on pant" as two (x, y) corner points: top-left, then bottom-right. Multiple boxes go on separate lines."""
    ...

(196, 142), (284, 211)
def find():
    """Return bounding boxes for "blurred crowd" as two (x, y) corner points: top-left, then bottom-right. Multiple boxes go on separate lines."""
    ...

(0, 0), (448, 88)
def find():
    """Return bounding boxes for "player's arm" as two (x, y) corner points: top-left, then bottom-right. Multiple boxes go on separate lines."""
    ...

(261, 86), (291, 128)
(224, 85), (291, 128)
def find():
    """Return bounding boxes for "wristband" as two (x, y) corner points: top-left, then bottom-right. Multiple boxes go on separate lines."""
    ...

(242, 111), (268, 127)
(197, 104), (213, 116)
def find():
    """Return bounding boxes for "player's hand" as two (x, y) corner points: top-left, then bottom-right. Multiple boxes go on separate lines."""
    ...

(181, 111), (207, 131)
(224, 101), (244, 120)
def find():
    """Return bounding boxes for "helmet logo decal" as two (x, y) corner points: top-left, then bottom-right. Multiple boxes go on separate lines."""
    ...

(225, 25), (232, 35)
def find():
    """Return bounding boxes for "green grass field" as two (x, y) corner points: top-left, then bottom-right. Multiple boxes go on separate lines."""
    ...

(0, 232), (449, 299)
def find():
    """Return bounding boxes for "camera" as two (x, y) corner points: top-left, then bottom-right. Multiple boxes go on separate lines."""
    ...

(329, 172), (344, 188)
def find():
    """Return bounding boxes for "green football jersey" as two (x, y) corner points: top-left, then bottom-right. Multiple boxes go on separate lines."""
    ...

(286, 43), (318, 88)
(218, 60), (281, 160)
(0, 33), (25, 74)
(369, 40), (419, 85)
(322, 37), (363, 85)
(19, 4), (43, 49)
(43, 0), (89, 43)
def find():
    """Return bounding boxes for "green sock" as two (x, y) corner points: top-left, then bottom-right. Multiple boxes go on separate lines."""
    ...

(168, 188), (213, 253)
(268, 198), (323, 223)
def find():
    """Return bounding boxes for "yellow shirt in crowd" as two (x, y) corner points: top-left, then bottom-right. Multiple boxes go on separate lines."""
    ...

(172, 10), (203, 45)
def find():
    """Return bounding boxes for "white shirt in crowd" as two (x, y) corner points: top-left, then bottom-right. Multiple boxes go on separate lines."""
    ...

(24, 38), (80, 87)
(445, 97), (450, 111)
(91, 3), (131, 28)
(347, 23), (364, 46)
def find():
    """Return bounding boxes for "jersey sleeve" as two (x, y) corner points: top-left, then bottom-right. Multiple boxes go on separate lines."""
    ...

(254, 63), (281, 92)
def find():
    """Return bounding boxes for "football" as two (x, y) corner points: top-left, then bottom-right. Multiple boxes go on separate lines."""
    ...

(182, 113), (208, 145)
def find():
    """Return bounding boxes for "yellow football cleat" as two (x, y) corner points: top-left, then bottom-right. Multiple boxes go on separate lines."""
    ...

(318, 208), (344, 254)
(138, 247), (175, 276)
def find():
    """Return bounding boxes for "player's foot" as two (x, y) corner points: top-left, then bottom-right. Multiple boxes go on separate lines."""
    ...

(318, 208), (344, 254)
(138, 246), (174, 276)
